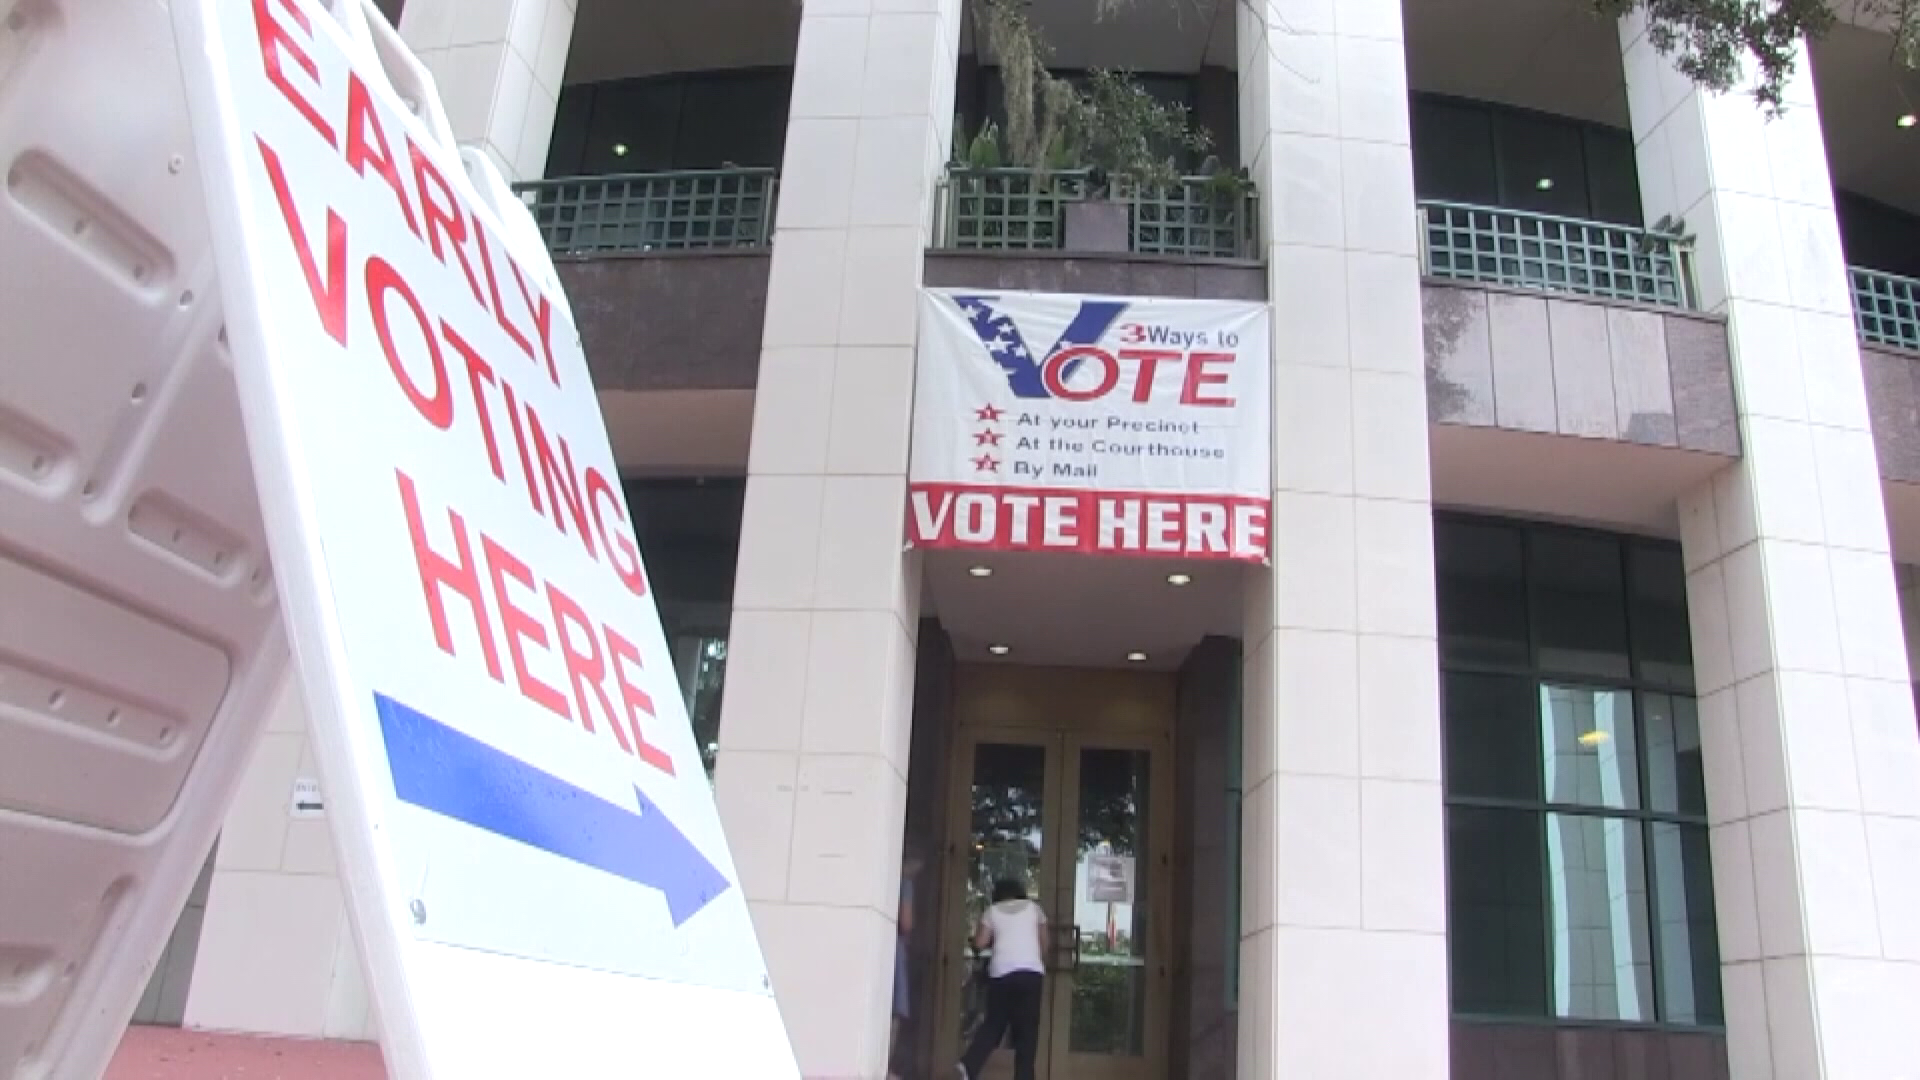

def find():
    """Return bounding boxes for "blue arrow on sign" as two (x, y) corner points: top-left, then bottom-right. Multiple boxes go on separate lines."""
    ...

(373, 692), (730, 926)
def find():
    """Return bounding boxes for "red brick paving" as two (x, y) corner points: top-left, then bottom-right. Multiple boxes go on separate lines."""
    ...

(106, 1026), (387, 1080)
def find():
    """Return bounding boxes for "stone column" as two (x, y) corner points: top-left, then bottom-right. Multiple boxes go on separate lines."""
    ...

(184, 680), (375, 1041)
(1622, 21), (1920, 1078)
(396, 0), (574, 181)
(712, 0), (961, 1075)
(1235, 1), (1450, 1076)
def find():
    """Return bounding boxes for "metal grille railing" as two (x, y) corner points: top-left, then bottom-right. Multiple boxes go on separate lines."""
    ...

(940, 168), (1093, 250)
(1852, 266), (1920, 352)
(1120, 176), (1261, 260)
(938, 167), (1259, 259)
(1419, 201), (1695, 309)
(513, 169), (777, 255)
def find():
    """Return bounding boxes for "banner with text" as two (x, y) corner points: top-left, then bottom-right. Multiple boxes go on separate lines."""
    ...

(908, 290), (1272, 563)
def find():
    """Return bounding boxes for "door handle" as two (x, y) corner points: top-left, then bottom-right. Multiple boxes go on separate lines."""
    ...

(1050, 924), (1080, 973)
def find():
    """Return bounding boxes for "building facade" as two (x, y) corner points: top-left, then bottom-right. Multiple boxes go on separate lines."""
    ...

(143, 0), (1920, 1076)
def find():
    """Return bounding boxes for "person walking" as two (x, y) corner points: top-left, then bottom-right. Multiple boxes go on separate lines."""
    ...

(888, 845), (924, 1080)
(955, 878), (1048, 1080)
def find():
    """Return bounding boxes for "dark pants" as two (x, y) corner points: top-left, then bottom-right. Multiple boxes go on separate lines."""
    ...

(960, 970), (1043, 1080)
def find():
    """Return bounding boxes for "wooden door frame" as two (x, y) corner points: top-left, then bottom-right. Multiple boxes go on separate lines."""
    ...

(931, 665), (1177, 1080)
(1049, 728), (1173, 1080)
(933, 727), (1066, 1079)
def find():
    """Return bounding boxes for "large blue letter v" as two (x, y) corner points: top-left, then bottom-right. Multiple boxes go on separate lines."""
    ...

(952, 296), (1128, 399)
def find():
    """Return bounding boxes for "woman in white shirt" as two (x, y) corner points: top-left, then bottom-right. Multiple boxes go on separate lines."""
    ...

(955, 878), (1048, 1080)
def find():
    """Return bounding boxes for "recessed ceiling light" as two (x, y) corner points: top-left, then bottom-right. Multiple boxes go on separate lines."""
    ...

(612, 142), (630, 156)
(1166, 572), (1192, 586)
(1125, 651), (1148, 663)
(988, 644), (1010, 656)
(968, 565), (994, 578)
(1899, 113), (1917, 129)
(1535, 177), (1556, 191)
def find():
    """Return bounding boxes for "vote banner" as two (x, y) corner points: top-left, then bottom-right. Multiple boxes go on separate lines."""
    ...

(908, 290), (1272, 563)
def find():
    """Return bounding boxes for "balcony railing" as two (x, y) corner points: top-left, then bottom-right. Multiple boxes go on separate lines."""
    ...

(936, 167), (1260, 260)
(513, 168), (778, 255)
(1419, 201), (1696, 310)
(1852, 267), (1920, 353)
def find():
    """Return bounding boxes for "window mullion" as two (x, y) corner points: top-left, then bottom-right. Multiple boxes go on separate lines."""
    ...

(1641, 818), (1666, 1024)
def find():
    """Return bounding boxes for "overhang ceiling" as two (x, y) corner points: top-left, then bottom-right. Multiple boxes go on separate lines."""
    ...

(565, 0), (802, 85)
(1811, 24), (1920, 216)
(1429, 425), (1723, 538)
(1403, 0), (1629, 126)
(565, 0), (1234, 86)
(923, 548), (1244, 671)
(599, 389), (753, 475)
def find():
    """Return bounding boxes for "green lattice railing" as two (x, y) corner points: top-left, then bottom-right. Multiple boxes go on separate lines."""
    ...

(513, 169), (777, 255)
(1420, 201), (1696, 310)
(1852, 266), (1920, 353)
(937, 167), (1260, 259)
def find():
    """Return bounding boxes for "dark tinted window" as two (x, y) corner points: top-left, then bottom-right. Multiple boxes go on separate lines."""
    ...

(1437, 519), (1529, 667)
(1585, 126), (1644, 226)
(1643, 693), (1708, 816)
(1438, 515), (1716, 1028)
(1448, 808), (1548, 1016)
(1413, 97), (1497, 205)
(1837, 190), (1920, 280)
(1650, 822), (1725, 1025)
(1494, 109), (1591, 219)
(1409, 94), (1643, 225)
(676, 72), (795, 168)
(1530, 531), (1630, 679)
(548, 70), (794, 177)
(1629, 543), (1694, 689)
(1444, 673), (1540, 801)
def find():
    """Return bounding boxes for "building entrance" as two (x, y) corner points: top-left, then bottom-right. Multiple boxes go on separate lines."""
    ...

(932, 666), (1174, 1080)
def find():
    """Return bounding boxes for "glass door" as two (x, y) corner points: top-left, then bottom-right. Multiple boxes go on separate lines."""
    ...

(1049, 736), (1164, 1080)
(937, 731), (1168, 1080)
(943, 731), (1062, 1080)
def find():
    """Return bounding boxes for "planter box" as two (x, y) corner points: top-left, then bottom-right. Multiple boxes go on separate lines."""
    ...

(1064, 200), (1130, 254)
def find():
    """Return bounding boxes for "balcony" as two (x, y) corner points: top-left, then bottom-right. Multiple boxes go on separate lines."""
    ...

(934, 166), (1260, 261)
(1854, 266), (1920, 354)
(1855, 266), (1920, 495)
(1420, 201), (1697, 311)
(514, 168), (778, 256)
(508, 168), (776, 396)
(1419, 202), (1738, 534)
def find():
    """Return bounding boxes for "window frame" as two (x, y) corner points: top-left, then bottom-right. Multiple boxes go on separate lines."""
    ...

(1439, 514), (1722, 1033)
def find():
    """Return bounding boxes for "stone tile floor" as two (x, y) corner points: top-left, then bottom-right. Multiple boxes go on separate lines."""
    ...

(106, 1026), (386, 1079)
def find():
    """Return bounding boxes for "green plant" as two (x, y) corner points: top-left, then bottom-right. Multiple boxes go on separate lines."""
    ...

(980, 0), (1078, 171)
(967, 0), (1214, 194)
(1072, 68), (1210, 192)
(964, 119), (1004, 169)
(1197, 156), (1255, 202)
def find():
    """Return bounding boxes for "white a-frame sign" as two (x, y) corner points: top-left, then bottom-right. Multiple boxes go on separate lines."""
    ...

(0, 1), (797, 1076)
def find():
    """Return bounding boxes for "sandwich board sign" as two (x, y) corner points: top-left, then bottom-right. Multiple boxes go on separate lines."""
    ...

(162, 0), (788, 1076)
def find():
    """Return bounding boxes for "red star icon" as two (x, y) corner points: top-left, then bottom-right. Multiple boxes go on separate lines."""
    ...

(971, 454), (1000, 473)
(974, 429), (1004, 447)
(974, 404), (1004, 422)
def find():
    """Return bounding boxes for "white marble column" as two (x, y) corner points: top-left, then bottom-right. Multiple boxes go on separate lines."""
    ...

(183, 680), (375, 1041)
(396, 0), (574, 181)
(712, 0), (960, 1076)
(1623, 21), (1920, 1079)
(1236, 1), (1449, 1076)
